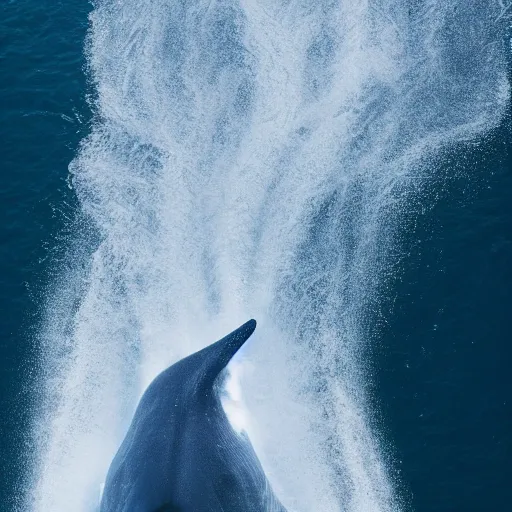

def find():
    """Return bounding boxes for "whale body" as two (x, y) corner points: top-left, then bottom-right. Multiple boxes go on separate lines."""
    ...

(100, 319), (286, 512)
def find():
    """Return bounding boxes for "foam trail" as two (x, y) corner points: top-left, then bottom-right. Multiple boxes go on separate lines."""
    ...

(28, 1), (508, 511)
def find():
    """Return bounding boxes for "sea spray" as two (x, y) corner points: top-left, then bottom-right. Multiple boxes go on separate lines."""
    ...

(30, 2), (509, 511)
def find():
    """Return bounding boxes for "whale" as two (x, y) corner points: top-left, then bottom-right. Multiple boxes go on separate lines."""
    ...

(100, 319), (286, 512)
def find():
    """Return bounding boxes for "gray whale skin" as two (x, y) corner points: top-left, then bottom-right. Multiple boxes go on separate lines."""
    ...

(100, 319), (286, 512)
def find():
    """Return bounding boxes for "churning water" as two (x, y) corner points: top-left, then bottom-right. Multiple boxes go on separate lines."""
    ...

(29, 1), (509, 511)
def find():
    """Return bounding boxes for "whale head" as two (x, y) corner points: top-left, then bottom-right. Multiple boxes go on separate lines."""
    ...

(100, 319), (286, 512)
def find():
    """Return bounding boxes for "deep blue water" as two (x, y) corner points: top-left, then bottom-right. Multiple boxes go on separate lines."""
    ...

(376, 136), (512, 510)
(1, 1), (91, 508)
(1, 1), (511, 511)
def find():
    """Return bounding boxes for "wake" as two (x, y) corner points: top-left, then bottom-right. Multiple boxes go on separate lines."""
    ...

(28, 1), (508, 511)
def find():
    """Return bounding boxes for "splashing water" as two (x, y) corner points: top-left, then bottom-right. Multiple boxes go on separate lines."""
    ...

(28, 1), (508, 511)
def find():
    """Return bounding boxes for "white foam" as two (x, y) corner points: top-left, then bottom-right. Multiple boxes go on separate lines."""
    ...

(28, 1), (509, 511)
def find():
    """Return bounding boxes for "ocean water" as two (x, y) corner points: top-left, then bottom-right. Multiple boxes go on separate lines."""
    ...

(1, 1), (511, 511)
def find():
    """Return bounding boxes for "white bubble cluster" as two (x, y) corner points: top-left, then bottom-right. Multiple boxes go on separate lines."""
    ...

(28, 2), (509, 511)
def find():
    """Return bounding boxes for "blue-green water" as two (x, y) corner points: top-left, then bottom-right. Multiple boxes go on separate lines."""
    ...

(1, 1), (511, 511)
